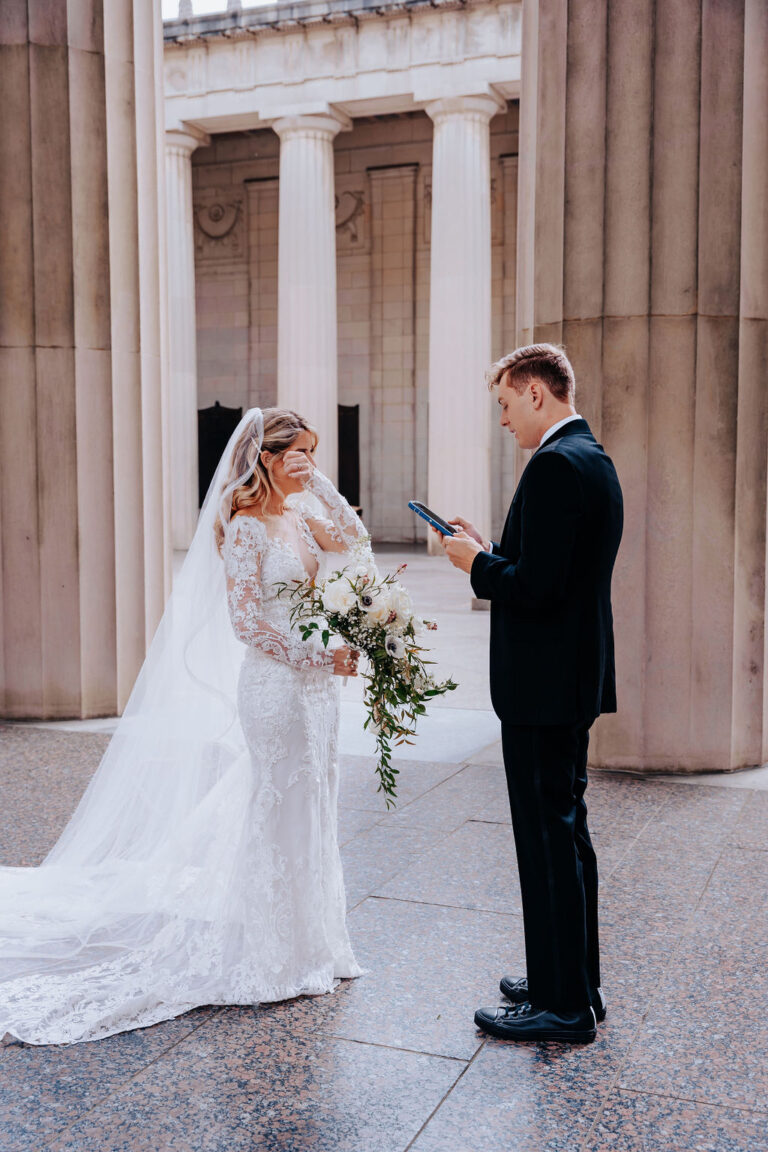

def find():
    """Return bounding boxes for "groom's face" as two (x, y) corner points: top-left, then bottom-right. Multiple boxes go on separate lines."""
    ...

(497, 373), (542, 450)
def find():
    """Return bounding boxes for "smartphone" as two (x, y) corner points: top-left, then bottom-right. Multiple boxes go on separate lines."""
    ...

(408, 500), (456, 536)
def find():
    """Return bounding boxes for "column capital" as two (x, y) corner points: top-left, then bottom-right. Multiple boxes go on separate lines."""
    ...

(165, 125), (211, 156)
(425, 93), (506, 126)
(272, 109), (352, 143)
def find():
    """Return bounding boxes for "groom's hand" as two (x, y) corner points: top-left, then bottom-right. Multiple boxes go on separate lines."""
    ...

(441, 529), (485, 574)
(448, 516), (487, 549)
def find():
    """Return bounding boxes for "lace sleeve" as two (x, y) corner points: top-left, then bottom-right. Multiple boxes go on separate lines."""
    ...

(224, 518), (333, 671)
(303, 470), (372, 559)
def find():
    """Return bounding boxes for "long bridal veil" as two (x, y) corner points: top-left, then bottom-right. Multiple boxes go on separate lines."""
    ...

(0, 409), (271, 1045)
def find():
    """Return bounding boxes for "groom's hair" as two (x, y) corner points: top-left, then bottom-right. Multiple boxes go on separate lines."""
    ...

(486, 344), (576, 404)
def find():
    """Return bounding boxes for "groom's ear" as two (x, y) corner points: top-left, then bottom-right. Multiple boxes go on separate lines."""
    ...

(529, 380), (544, 409)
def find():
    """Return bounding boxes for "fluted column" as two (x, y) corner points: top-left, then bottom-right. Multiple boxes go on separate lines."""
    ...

(425, 95), (505, 551)
(274, 111), (350, 479)
(0, 0), (168, 719)
(518, 0), (766, 773)
(165, 125), (209, 548)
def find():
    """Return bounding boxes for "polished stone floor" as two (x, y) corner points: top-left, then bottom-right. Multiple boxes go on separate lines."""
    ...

(2, 549), (767, 1150)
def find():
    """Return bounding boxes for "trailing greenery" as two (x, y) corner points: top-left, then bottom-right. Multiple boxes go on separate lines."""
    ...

(277, 562), (456, 806)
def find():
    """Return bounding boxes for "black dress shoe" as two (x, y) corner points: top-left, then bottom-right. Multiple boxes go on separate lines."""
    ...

(475, 1001), (597, 1043)
(499, 975), (607, 1023)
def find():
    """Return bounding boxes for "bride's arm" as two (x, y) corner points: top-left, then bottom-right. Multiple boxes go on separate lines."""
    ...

(302, 470), (372, 558)
(224, 519), (334, 670)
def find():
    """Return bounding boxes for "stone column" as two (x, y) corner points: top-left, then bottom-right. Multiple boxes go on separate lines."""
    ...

(518, 0), (766, 774)
(273, 111), (350, 480)
(425, 94), (505, 552)
(734, 0), (768, 766)
(0, 0), (168, 719)
(165, 125), (209, 549)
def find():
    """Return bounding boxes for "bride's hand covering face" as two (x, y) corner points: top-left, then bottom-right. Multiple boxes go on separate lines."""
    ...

(267, 436), (315, 492)
(261, 426), (315, 493)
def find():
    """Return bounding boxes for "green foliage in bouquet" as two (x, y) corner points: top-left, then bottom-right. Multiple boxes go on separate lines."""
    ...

(276, 562), (456, 806)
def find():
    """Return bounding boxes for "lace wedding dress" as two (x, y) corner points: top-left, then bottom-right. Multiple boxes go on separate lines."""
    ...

(0, 452), (367, 1045)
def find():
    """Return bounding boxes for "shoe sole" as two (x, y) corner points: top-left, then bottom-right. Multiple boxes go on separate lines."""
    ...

(499, 982), (607, 1024)
(476, 1014), (596, 1044)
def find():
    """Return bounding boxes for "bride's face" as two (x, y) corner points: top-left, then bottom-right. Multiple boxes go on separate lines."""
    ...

(264, 430), (316, 496)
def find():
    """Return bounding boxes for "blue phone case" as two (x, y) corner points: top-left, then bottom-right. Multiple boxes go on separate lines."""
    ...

(408, 501), (456, 536)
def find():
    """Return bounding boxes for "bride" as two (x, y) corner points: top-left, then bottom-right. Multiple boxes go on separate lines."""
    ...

(0, 407), (370, 1045)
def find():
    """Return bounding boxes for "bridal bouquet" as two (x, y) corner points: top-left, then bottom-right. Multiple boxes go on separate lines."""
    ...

(277, 561), (456, 806)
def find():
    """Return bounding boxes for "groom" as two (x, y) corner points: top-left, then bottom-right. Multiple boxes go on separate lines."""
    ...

(441, 343), (623, 1043)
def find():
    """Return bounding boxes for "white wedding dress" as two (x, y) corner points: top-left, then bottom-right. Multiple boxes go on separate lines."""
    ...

(0, 444), (367, 1045)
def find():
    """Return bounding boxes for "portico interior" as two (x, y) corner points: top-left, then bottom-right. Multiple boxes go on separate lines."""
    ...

(189, 107), (520, 544)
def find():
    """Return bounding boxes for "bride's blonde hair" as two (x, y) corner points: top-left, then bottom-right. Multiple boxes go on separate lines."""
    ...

(214, 407), (318, 553)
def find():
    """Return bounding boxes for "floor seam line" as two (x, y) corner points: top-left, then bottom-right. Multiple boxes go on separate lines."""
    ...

(612, 1084), (768, 1114)
(302, 1030), (470, 1064)
(402, 1038), (488, 1151)
(365, 893), (524, 918)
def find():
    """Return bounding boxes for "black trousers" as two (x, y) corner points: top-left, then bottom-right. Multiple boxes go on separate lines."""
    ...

(501, 720), (601, 1013)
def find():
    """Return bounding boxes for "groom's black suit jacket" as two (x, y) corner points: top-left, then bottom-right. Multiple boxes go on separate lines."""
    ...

(470, 419), (623, 726)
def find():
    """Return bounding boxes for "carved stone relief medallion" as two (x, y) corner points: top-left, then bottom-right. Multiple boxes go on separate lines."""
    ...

(335, 186), (367, 252)
(194, 191), (245, 262)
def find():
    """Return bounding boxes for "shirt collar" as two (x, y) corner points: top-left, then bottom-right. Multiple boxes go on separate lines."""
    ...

(539, 413), (583, 448)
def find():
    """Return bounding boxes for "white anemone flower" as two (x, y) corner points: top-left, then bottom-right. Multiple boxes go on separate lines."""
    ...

(360, 586), (392, 625)
(385, 634), (406, 660)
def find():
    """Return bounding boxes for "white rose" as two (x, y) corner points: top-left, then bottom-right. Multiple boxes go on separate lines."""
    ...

(321, 578), (357, 615)
(388, 583), (413, 625)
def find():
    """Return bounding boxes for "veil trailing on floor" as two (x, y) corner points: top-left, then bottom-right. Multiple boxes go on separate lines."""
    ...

(0, 409), (274, 1045)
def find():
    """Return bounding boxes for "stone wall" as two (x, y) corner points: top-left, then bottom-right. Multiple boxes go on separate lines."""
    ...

(191, 106), (519, 541)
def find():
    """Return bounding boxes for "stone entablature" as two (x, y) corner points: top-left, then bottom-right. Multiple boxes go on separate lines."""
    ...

(163, 0), (521, 131)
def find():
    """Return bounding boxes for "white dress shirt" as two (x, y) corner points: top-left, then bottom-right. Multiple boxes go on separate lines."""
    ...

(539, 413), (583, 448)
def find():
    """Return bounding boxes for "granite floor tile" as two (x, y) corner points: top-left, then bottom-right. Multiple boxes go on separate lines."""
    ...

(48, 1006), (461, 1152)
(410, 1025), (632, 1152)
(598, 835), (723, 956)
(617, 936), (768, 1111)
(384, 763), (511, 832)
(0, 725), (108, 866)
(255, 935), (661, 1064)
(641, 784), (749, 847)
(0, 1007), (215, 1151)
(341, 821), (449, 908)
(727, 789), (768, 851)
(685, 846), (768, 945)
(581, 774), (669, 842)
(2, 724), (766, 1152)
(587, 952), (670, 1028)
(336, 805), (383, 847)
(262, 896), (526, 1061)
(586, 1090), (768, 1151)
(467, 739), (503, 767)
(378, 818), (628, 919)
(339, 753), (462, 813)
(377, 820), (523, 914)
